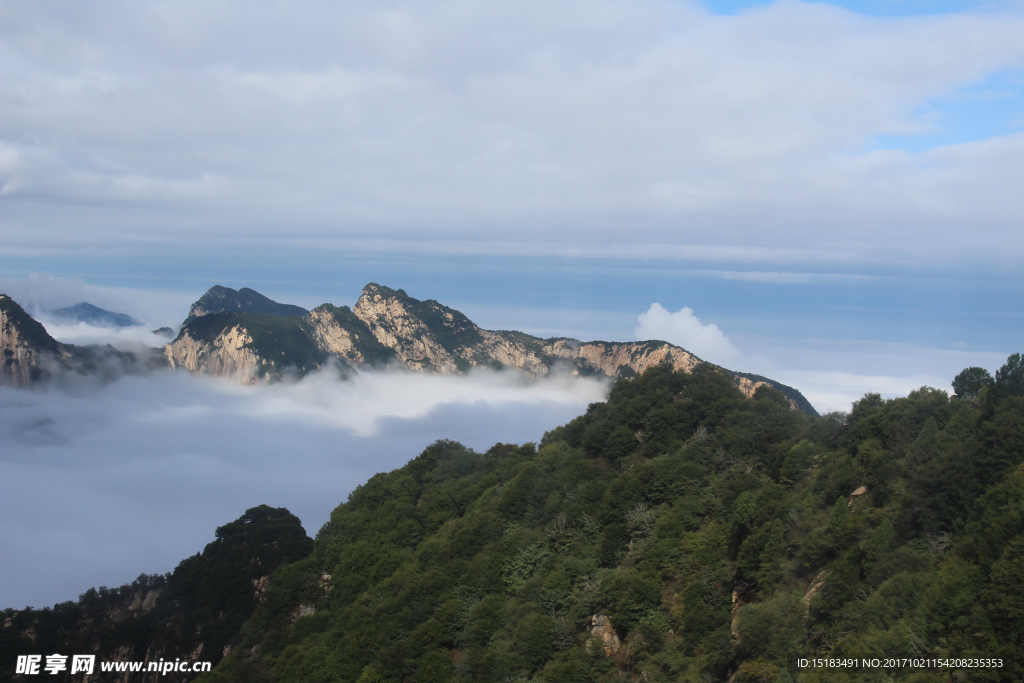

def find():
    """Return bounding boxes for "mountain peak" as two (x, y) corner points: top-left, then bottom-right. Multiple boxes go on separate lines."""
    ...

(358, 282), (409, 301)
(188, 285), (309, 319)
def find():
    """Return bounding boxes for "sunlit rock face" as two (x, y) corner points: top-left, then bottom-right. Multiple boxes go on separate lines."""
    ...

(0, 285), (815, 412)
(164, 324), (262, 384)
(353, 284), (466, 374)
(539, 338), (701, 378)
(351, 283), (703, 379)
(0, 294), (65, 385)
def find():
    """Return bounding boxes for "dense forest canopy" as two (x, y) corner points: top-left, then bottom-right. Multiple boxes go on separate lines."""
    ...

(4, 355), (1023, 682)
(207, 355), (1024, 682)
(1, 507), (313, 683)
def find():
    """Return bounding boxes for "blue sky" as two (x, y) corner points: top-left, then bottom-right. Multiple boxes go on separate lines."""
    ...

(872, 69), (1024, 151)
(2, 0), (1024, 609)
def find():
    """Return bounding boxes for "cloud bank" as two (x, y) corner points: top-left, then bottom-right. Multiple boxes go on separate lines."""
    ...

(0, 367), (608, 610)
(635, 302), (742, 366)
(3, 0), (1024, 269)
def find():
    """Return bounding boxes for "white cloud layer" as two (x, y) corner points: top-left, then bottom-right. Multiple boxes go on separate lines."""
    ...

(0, 274), (193, 329)
(0, 367), (608, 609)
(635, 302), (743, 366)
(737, 340), (1011, 414)
(34, 322), (173, 349)
(3, 1), (1024, 268)
(771, 369), (950, 415)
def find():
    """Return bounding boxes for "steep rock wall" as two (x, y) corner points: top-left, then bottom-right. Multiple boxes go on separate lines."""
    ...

(305, 307), (362, 364)
(165, 326), (262, 383)
(0, 294), (64, 385)
(159, 283), (817, 414)
(353, 286), (461, 374)
(462, 330), (551, 376)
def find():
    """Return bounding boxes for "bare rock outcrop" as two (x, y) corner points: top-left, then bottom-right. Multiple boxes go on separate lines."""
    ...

(306, 307), (362, 362)
(165, 325), (262, 383)
(734, 376), (769, 399)
(587, 614), (622, 655)
(351, 284), (703, 379)
(353, 284), (465, 374)
(461, 330), (551, 375)
(542, 338), (701, 378)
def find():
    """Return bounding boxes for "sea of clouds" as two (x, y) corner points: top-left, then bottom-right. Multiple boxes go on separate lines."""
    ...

(0, 362), (608, 609)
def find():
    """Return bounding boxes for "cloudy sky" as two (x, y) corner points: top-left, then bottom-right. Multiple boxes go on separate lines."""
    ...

(2, 0), (1023, 606)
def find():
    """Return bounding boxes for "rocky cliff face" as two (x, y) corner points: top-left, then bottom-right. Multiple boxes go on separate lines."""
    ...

(305, 303), (396, 368)
(350, 284), (703, 380)
(3, 295), (168, 385)
(352, 284), (478, 374)
(165, 324), (262, 383)
(542, 338), (701, 378)
(306, 306), (362, 361)
(164, 284), (817, 414)
(0, 293), (65, 385)
(165, 301), (395, 384)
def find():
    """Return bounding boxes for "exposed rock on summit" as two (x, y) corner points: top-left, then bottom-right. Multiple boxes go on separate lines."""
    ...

(352, 283), (482, 374)
(165, 320), (262, 382)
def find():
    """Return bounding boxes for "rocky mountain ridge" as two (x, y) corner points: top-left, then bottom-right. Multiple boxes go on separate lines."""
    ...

(165, 283), (817, 415)
(1, 287), (816, 415)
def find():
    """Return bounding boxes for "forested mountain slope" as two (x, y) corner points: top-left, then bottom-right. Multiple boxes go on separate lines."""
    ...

(1, 507), (313, 683)
(188, 356), (1024, 683)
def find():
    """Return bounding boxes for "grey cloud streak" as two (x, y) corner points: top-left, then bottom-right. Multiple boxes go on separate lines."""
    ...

(3, 1), (1024, 268)
(0, 367), (608, 609)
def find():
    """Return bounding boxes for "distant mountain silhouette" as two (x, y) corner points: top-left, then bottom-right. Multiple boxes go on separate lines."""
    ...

(50, 302), (141, 328)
